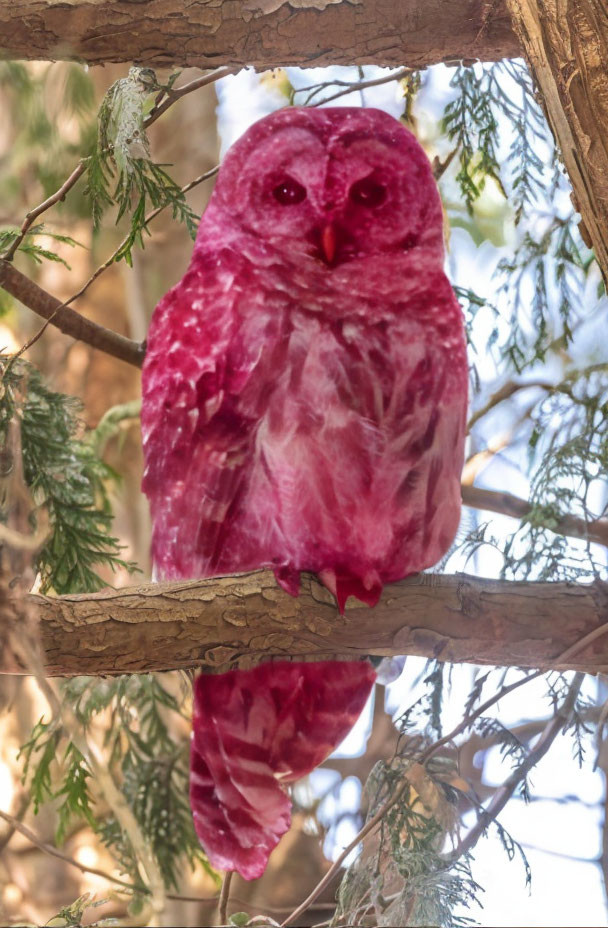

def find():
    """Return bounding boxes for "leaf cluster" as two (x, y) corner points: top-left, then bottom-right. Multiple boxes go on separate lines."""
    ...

(333, 752), (482, 927)
(0, 358), (135, 592)
(19, 672), (215, 891)
(0, 224), (82, 268)
(83, 67), (198, 265)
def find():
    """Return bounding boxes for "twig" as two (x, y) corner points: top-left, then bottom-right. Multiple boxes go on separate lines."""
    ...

(146, 67), (238, 124)
(65, 165), (218, 310)
(280, 624), (608, 927)
(0, 808), (138, 892)
(467, 379), (553, 429)
(0, 807), (222, 906)
(445, 672), (585, 861)
(418, 670), (544, 765)
(3, 162), (87, 261)
(0, 510), (49, 552)
(0, 792), (30, 853)
(0, 259), (145, 367)
(468, 363), (608, 431)
(89, 398), (142, 457)
(217, 870), (233, 926)
(304, 68), (412, 107)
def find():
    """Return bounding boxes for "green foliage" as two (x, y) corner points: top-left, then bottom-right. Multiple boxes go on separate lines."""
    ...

(0, 224), (83, 267)
(19, 717), (61, 813)
(334, 753), (483, 927)
(0, 359), (135, 592)
(20, 673), (214, 891)
(443, 65), (502, 210)
(54, 742), (98, 844)
(82, 66), (198, 263)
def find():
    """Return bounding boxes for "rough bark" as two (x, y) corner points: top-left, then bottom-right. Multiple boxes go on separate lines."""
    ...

(506, 0), (608, 285)
(1, 0), (520, 69)
(6, 570), (608, 677)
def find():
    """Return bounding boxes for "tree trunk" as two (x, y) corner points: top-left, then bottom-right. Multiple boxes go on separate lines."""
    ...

(6, 570), (608, 677)
(2, 0), (519, 69)
(506, 0), (608, 285)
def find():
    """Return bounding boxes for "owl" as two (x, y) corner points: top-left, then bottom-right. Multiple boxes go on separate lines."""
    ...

(141, 106), (468, 879)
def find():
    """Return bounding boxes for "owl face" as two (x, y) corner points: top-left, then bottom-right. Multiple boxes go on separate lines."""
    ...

(211, 107), (444, 267)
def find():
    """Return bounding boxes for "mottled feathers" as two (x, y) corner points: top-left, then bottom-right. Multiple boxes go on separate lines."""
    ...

(141, 106), (467, 877)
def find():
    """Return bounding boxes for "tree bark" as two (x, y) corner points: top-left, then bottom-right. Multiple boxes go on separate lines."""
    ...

(6, 570), (608, 677)
(2, 0), (519, 69)
(506, 0), (608, 285)
(0, 259), (145, 368)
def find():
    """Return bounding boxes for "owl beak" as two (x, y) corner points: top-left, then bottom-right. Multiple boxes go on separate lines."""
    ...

(320, 223), (337, 265)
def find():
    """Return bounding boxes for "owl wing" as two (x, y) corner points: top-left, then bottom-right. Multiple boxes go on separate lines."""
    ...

(141, 261), (280, 578)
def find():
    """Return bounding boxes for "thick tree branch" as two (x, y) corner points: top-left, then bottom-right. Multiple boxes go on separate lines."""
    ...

(1, 1), (519, 70)
(0, 259), (145, 368)
(2, 571), (606, 677)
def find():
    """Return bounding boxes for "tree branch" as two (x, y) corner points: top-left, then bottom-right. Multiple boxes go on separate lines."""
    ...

(3, 163), (87, 261)
(0, 259), (145, 368)
(461, 484), (608, 548)
(1, 1), (519, 69)
(0, 808), (138, 892)
(1, 571), (606, 677)
(445, 671), (585, 861)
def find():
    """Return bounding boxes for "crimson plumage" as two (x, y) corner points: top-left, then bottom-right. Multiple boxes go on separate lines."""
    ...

(141, 106), (467, 877)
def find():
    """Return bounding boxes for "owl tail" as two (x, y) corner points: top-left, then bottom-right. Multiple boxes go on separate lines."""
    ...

(190, 659), (376, 880)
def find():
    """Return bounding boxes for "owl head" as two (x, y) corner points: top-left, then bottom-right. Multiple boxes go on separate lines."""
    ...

(206, 106), (445, 267)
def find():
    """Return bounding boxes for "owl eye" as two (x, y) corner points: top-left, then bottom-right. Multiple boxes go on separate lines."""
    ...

(272, 177), (307, 205)
(349, 177), (387, 208)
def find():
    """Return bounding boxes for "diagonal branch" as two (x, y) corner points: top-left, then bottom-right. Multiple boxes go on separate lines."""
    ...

(0, 259), (145, 368)
(445, 671), (585, 861)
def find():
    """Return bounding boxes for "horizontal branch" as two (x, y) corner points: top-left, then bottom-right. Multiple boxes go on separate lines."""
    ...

(461, 484), (608, 548)
(0, 259), (145, 368)
(5, 570), (608, 677)
(1, 0), (520, 69)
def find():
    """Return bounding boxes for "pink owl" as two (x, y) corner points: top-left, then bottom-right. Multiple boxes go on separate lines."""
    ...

(142, 107), (467, 879)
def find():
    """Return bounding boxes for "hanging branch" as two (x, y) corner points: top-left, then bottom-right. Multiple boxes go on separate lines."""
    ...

(505, 0), (608, 286)
(280, 644), (591, 927)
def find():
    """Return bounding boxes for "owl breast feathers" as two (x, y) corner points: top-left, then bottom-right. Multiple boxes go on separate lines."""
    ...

(141, 106), (468, 610)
